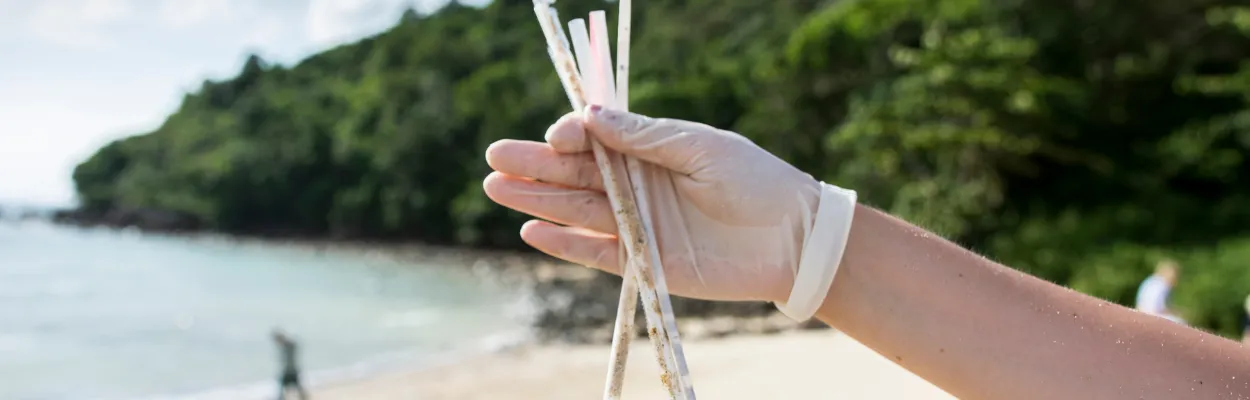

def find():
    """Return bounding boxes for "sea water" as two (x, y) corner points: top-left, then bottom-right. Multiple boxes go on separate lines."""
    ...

(0, 221), (531, 400)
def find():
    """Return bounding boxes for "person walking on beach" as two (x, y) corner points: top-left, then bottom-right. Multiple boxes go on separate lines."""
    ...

(1134, 259), (1184, 324)
(272, 329), (308, 400)
(1242, 294), (1250, 344)
(482, 107), (1250, 399)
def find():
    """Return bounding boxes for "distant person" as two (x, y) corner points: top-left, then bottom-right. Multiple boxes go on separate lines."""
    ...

(1242, 294), (1250, 344)
(1134, 260), (1185, 324)
(272, 329), (308, 400)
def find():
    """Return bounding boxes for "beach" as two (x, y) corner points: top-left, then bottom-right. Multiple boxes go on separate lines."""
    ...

(0, 223), (533, 400)
(315, 330), (956, 399)
(1, 222), (956, 399)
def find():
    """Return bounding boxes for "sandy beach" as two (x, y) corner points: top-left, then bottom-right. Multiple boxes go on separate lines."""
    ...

(315, 330), (956, 399)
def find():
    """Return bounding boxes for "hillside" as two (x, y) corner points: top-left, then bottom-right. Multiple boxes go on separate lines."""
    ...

(70, 0), (1250, 336)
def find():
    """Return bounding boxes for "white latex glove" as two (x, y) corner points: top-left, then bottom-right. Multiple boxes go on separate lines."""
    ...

(484, 106), (856, 319)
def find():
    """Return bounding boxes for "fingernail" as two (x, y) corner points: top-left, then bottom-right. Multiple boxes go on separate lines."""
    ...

(588, 104), (603, 114)
(585, 106), (638, 136)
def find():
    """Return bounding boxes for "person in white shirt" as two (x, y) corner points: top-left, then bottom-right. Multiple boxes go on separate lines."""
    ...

(1241, 294), (1250, 344)
(1134, 260), (1184, 324)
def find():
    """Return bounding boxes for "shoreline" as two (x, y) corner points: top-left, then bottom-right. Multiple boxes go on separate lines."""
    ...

(21, 222), (842, 398)
(311, 330), (956, 399)
(40, 219), (818, 344)
(139, 321), (537, 400)
(160, 316), (827, 400)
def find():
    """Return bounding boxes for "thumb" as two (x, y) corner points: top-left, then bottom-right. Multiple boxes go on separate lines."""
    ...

(582, 105), (716, 175)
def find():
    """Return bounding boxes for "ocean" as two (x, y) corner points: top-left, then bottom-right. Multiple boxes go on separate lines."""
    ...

(0, 221), (532, 400)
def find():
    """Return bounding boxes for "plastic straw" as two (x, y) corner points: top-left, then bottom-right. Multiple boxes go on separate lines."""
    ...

(601, 1), (640, 397)
(591, 9), (642, 399)
(591, 9), (697, 399)
(568, 19), (595, 98)
(615, 0), (632, 110)
(589, 12), (617, 105)
(576, 12), (685, 400)
(531, 3), (687, 399)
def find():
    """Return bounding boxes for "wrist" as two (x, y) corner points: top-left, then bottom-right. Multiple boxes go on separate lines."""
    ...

(812, 205), (904, 329)
(774, 182), (857, 321)
(812, 206), (867, 329)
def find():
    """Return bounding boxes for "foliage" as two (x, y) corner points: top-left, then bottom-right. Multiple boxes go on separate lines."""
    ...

(72, 0), (1250, 336)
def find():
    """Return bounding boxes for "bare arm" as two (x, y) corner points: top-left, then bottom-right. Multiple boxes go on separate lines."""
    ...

(485, 110), (1250, 399)
(819, 205), (1250, 399)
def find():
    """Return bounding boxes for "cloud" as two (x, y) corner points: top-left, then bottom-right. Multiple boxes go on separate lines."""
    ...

(26, 0), (137, 50)
(150, 0), (293, 54)
(154, 0), (234, 28)
(0, 0), (466, 205)
(5, 0), (456, 51)
(304, 0), (449, 47)
(12, 0), (288, 50)
(306, 0), (395, 46)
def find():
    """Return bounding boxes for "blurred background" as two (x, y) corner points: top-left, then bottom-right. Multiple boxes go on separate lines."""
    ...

(4, 0), (1250, 398)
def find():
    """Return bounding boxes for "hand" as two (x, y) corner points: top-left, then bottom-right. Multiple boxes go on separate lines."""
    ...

(483, 106), (823, 303)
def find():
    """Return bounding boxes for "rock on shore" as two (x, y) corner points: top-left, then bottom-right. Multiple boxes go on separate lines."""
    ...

(52, 207), (201, 232)
(475, 255), (828, 344)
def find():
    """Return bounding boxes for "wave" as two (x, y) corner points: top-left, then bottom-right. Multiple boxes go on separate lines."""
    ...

(0, 333), (38, 353)
(0, 280), (88, 298)
(128, 328), (533, 400)
(378, 309), (442, 329)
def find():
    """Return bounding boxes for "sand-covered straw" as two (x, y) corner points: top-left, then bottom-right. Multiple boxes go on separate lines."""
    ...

(589, 10), (697, 399)
(588, 10), (650, 399)
(601, 1), (640, 398)
(531, 3), (689, 399)
(581, 12), (689, 399)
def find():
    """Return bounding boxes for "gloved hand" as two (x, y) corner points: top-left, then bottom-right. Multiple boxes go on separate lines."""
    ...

(484, 106), (856, 319)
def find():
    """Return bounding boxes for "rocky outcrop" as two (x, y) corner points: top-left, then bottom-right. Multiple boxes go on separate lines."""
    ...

(52, 207), (201, 232)
(515, 262), (828, 344)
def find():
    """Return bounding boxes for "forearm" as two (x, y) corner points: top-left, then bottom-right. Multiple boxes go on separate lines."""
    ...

(816, 205), (1250, 399)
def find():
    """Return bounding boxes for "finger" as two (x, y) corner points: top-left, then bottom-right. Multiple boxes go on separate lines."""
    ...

(483, 172), (617, 235)
(484, 139), (603, 191)
(582, 105), (723, 175)
(520, 220), (622, 275)
(545, 112), (593, 153)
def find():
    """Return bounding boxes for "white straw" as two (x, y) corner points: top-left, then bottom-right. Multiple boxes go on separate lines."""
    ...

(532, 3), (687, 399)
(577, 13), (637, 399)
(615, 0), (632, 110)
(576, 13), (684, 399)
(589, 11), (617, 106)
(602, 0), (639, 396)
(591, 9), (697, 399)
(568, 19), (596, 98)
(535, 6), (586, 110)
(549, 8), (571, 56)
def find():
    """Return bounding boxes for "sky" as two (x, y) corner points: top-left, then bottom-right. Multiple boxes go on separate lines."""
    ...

(0, 0), (465, 207)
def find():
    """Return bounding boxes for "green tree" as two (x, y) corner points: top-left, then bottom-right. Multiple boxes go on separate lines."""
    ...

(70, 0), (1250, 337)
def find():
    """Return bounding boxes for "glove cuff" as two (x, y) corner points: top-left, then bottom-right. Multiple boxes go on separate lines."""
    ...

(776, 182), (857, 322)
